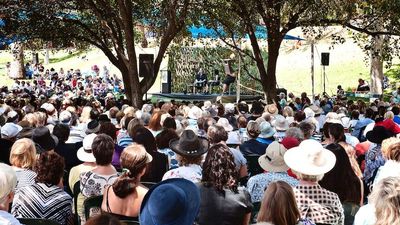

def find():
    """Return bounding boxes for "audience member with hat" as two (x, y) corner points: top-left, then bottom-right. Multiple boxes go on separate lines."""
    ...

(68, 133), (97, 221)
(256, 121), (276, 145)
(364, 126), (394, 186)
(32, 126), (58, 153)
(196, 144), (253, 225)
(240, 121), (269, 156)
(272, 115), (289, 141)
(86, 120), (101, 135)
(247, 141), (299, 203)
(284, 139), (344, 225)
(140, 178), (200, 225)
(0, 123), (22, 164)
(162, 129), (209, 183)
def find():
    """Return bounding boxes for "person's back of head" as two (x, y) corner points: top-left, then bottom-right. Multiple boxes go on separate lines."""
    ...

(86, 214), (122, 225)
(370, 177), (400, 225)
(391, 106), (400, 116)
(207, 125), (228, 144)
(53, 123), (70, 143)
(0, 163), (17, 211)
(298, 121), (315, 139)
(257, 181), (300, 225)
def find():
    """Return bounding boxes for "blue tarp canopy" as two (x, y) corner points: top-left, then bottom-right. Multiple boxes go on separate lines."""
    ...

(189, 25), (303, 40)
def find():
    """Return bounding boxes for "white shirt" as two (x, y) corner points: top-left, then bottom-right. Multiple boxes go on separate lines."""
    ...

(162, 164), (202, 183)
(0, 210), (22, 225)
(353, 204), (376, 225)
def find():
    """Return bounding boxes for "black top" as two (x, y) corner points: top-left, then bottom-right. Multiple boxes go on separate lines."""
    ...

(0, 138), (14, 165)
(103, 186), (139, 222)
(239, 139), (269, 156)
(141, 151), (168, 183)
(196, 183), (253, 225)
(55, 142), (83, 172)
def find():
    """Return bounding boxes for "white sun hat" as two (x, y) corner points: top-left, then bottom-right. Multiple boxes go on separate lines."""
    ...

(284, 139), (336, 176)
(77, 133), (97, 163)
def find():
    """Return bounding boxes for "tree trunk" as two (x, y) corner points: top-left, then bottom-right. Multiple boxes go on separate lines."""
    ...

(370, 35), (384, 95)
(265, 33), (283, 103)
(44, 48), (50, 65)
(9, 42), (25, 79)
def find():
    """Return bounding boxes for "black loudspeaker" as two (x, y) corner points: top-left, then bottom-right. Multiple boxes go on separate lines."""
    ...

(321, 52), (330, 66)
(139, 54), (154, 77)
(161, 70), (172, 93)
(32, 53), (39, 64)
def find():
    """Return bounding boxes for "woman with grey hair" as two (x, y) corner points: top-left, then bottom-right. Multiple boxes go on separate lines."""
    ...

(284, 139), (344, 225)
(0, 163), (22, 225)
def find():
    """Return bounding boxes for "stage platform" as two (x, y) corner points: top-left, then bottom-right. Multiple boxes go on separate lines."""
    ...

(150, 93), (263, 103)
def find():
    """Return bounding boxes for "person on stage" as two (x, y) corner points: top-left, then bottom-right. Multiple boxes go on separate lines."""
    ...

(194, 68), (208, 93)
(356, 79), (370, 92)
(222, 59), (236, 94)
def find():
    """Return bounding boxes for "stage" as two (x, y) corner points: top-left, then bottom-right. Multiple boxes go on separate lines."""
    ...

(150, 92), (263, 103)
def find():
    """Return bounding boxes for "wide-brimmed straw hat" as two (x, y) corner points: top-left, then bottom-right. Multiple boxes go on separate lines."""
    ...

(284, 139), (336, 176)
(273, 115), (289, 131)
(216, 118), (233, 132)
(258, 121), (276, 138)
(169, 130), (209, 157)
(258, 141), (289, 172)
(265, 104), (278, 115)
(140, 178), (200, 225)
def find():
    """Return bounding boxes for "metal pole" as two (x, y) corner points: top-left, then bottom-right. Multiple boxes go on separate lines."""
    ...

(311, 41), (315, 99)
(236, 52), (241, 103)
(323, 65), (326, 94)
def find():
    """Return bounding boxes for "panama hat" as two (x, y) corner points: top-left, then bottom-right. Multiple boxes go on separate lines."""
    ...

(140, 178), (200, 225)
(201, 101), (212, 111)
(77, 133), (97, 162)
(284, 139), (336, 176)
(169, 130), (209, 157)
(188, 106), (202, 120)
(258, 121), (276, 138)
(273, 115), (289, 131)
(265, 104), (278, 115)
(310, 105), (323, 115)
(258, 141), (289, 172)
(325, 112), (342, 124)
(216, 118), (233, 132)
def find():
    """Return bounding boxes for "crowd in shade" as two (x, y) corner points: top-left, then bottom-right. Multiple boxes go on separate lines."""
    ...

(0, 67), (400, 225)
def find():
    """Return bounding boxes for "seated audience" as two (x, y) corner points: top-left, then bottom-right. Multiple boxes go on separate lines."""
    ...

(9, 138), (37, 192)
(247, 141), (298, 203)
(101, 144), (152, 220)
(140, 178), (200, 225)
(284, 139), (344, 225)
(196, 144), (253, 225)
(0, 163), (22, 225)
(255, 181), (314, 225)
(240, 121), (268, 156)
(12, 151), (73, 225)
(156, 128), (179, 170)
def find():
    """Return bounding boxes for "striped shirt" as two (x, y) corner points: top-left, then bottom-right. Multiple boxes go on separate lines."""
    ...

(12, 168), (37, 192)
(12, 183), (73, 225)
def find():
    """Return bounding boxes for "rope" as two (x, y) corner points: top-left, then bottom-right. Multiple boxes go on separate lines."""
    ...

(238, 83), (264, 94)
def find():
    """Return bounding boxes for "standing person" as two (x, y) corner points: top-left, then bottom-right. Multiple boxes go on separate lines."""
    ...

(222, 59), (236, 94)
(12, 151), (73, 225)
(284, 140), (344, 225)
(0, 163), (22, 225)
(255, 181), (313, 225)
(196, 144), (253, 225)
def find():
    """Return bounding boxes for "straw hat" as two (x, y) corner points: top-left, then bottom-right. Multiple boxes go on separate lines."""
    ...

(265, 104), (278, 115)
(258, 141), (289, 172)
(273, 115), (289, 132)
(284, 139), (336, 176)
(77, 133), (97, 162)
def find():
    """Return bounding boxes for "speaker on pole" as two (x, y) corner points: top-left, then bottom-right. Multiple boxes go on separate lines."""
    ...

(321, 52), (330, 66)
(161, 70), (171, 93)
(139, 54), (154, 77)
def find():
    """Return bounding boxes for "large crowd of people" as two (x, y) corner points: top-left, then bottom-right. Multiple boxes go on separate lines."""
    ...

(0, 65), (400, 225)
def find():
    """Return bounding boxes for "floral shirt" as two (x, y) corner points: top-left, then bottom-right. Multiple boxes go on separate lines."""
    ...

(247, 172), (299, 202)
(364, 144), (385, 182)
(162, 164), (202, 183)
(80, 171), (119, 197)
(158, 148), (179, 170)
(294, 183), (344, 225)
